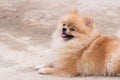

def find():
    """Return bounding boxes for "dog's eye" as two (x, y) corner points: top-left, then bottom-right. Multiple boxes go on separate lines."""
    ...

(63, 24), (66, 26)
(70, 28), (75, 31)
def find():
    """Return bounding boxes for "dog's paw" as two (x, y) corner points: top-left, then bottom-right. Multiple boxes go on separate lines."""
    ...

(35, 64), (53, 71)
(37, 68), (52, 75)
(35, 65), (45, 71)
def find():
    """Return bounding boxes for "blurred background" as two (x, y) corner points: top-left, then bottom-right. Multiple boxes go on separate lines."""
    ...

(0, 0), (120, 80)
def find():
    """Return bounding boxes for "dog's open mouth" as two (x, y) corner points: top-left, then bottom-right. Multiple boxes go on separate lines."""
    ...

(61, 33), (74, 39)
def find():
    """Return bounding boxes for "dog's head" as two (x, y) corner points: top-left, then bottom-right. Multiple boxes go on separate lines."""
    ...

(54, 8), (95, 41)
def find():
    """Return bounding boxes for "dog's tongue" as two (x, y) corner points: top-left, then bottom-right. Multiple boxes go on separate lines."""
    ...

(61, 33), (67, 38)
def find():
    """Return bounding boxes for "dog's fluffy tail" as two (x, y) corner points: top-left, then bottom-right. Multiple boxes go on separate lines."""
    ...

(115, 31), (120, 38)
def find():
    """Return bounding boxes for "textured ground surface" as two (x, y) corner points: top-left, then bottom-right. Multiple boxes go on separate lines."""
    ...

(0, 0), (120, 80)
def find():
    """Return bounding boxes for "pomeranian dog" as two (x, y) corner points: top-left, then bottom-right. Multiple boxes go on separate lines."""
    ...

(35, 8), (120, 77)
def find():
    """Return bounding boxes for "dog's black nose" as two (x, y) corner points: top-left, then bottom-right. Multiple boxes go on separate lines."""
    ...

(62, 28), (67, 32)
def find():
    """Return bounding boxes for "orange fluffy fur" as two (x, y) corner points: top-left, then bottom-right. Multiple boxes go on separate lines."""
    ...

(35, 9), (120, 77)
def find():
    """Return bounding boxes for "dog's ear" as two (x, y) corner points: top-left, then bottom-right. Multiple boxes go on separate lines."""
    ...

(69, 8), (78, 14)
(84, 16), (94, 27)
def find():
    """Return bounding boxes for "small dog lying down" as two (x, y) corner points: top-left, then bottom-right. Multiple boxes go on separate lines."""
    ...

(35, 9), (120, 77)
